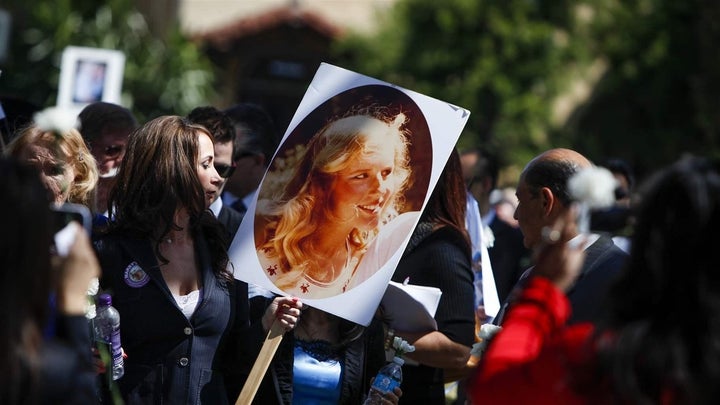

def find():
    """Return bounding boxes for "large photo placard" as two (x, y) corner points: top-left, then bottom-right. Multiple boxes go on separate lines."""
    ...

(229, 63), (470, 326)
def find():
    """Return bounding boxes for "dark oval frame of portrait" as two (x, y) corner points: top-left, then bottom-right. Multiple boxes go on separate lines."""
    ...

(255, 84), (433, 296)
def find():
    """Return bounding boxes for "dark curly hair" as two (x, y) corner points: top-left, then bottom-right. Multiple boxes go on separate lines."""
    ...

(590, 156), (720, 403)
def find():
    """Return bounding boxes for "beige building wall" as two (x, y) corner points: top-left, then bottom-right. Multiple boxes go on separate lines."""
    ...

(179, 0), (396, 35)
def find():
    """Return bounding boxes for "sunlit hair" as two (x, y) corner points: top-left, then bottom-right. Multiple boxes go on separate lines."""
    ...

(260, 111), (412, 288)
(108, 116), (231, 279)
(6, 125), (98, 209)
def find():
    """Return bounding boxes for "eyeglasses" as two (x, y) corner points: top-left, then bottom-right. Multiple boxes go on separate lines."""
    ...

(214, 163), (236, 178)
(89, 143), (124, 159)
(104, 145), (124, 158)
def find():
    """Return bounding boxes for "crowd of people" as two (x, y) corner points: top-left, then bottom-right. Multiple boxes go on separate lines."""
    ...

(2, 96), (718, 405)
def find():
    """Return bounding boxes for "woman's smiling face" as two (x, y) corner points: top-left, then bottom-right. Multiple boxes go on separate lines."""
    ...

(328, 137), (398, 231)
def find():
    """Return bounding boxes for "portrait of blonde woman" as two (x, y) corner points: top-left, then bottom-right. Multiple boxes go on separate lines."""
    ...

(256, 107), (422, 299)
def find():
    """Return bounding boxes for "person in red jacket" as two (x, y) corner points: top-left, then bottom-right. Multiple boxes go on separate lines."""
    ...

(470, 156), (720, 404)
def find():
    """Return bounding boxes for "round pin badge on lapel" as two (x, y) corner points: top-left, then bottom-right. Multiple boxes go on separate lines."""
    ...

(124, 261), (149, 288)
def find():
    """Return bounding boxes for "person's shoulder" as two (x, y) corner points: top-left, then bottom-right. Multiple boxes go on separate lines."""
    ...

(92, 229), (122, 253)
(429, 224), (469, 249)
(583, 234), (628, 277)
(406, 225), (472, 269)
(218, 204), (243, 235)
(592, 234), (629, 258)
(220, 204), (242, 217)
(93, 230), (149, 266)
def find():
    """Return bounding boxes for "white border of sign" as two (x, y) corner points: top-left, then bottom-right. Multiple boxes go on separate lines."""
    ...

(229, 63), (470, 326)
(57, 46), (125, 110)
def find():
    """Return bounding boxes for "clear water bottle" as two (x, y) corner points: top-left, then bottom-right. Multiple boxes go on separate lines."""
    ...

(363, 356), (404, 404)
(93, 293), (124, 380)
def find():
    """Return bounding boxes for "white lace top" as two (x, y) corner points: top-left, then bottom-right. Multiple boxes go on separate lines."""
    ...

(172, 289), (202, 319)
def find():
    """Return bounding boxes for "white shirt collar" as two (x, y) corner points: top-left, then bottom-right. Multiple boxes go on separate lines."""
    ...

(568, 232), (601, 250)
(209, 196), (223, 218)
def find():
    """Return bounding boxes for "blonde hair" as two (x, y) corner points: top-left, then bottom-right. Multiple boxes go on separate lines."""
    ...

(259, 111), (412, 288)
(7, 125), (98, 210)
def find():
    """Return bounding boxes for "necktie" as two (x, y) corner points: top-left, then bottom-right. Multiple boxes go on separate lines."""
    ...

(231, 199), (247, 214)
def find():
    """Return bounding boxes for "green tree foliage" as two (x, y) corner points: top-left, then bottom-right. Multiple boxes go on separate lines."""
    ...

(563, 0), (720, 177)
(2, 0), (213, 123)
(335, 0), (720, 177)
(334, 0), (587, 168)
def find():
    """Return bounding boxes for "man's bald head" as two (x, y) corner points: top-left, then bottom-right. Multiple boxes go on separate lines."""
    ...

(514, 148), (592, 248)
(521, 148), (592, 207)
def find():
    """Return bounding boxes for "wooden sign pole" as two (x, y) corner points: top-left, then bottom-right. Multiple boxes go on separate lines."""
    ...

(236, 320), (286, 405)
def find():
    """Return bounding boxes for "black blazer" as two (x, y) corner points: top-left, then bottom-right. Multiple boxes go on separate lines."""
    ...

(217, 205), (243, 239)
(391, 226), (475, 404)
(495, 234), (628, 325)
(565, 234), (627, 324)
(94, 232), (251, 404)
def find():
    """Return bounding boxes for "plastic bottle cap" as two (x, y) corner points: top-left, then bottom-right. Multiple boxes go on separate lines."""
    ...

(98, 293), (112, 306)
(393, 356), (405, 366)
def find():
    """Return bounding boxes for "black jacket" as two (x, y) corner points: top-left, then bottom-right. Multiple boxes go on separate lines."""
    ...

(217, 205), (243, 240)
(390, 226), (476, 404)
(94, 232), (252, 404)
(495, 234), (628, 326)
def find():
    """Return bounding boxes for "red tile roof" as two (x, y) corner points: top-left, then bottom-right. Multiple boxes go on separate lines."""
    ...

(195, 6), (343, 45)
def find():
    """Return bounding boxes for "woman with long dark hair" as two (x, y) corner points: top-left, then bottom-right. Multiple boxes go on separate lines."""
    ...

(94, 116), (301, 404)
(389, 149), (476, 403)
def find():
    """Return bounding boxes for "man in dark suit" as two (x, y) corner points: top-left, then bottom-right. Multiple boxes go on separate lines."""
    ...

(494, 148), (628, 325)
(187, 107), (243, 238)
(222, 103), (279, 216)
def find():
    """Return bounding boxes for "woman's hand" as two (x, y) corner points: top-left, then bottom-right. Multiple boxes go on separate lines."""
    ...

(532, 208), (586, 292)
(53, 223), (101, 315)
(262, 296), (302, 332)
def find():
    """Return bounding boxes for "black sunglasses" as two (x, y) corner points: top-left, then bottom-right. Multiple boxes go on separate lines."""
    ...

(214, 163), (236, 178)
(104, 145), (124, 158)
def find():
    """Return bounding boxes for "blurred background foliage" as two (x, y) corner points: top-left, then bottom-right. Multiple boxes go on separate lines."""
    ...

(2, 0), (719, 180)
(2, 0), (213, 123)
(334, 0), (720, 181)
